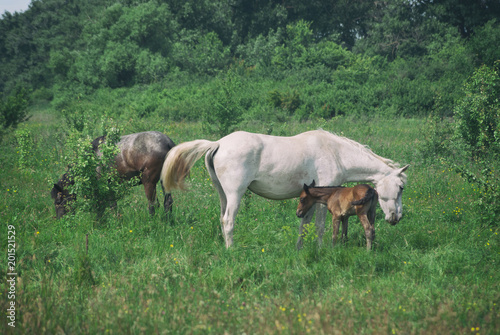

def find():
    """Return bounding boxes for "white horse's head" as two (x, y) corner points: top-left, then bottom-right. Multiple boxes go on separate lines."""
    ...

(376, 165), (409, 225)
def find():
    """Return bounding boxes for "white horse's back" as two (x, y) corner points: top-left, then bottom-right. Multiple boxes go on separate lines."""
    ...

(214, 130), (343, 199)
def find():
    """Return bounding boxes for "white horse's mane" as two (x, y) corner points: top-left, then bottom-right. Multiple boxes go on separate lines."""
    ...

(318, 129), (401, 170)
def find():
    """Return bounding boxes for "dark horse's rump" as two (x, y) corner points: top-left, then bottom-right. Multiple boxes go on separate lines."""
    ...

(51, 131), (175, 219)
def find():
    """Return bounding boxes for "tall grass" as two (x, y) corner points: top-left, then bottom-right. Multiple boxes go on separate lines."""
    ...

(0, 109), (498, 334)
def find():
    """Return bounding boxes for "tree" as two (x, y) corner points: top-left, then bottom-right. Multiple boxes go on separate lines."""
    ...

(73, 2), (178, 88)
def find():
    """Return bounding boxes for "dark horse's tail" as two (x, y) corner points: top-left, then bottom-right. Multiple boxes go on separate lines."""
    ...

(351, 186), (377, 206)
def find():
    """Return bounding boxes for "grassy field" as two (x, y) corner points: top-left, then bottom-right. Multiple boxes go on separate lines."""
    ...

(1, 109), (498, 334)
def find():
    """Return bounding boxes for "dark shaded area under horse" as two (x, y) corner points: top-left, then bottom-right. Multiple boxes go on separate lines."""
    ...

(50, 131), (175, 219)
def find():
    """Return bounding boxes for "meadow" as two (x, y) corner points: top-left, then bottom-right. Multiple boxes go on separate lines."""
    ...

(0, 108), (498, 334)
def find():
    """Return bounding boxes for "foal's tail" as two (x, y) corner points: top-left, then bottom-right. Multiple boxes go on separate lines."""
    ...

(161, 140), (220, 192)
(351, 186), (377, 206)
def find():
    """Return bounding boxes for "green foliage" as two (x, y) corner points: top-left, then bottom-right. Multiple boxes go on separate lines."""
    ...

(417, 113), (453, 161)
(202, 67), (244, 137)
(64, 119), (138, 221)
(450, 64), (500, 226)
(468, 19), (500, 67)
(267, 89), (301, 114)
(273, 20), (313, 69)
(235, 29), (283, 69)
(172, 30), (231, 75)
(454, 64), (500, 156)
(15, 128), (36, 173)
(271, 20), (351, 71)
(453, 162), (499, 227)
(0, 87), (30, 138)
(74, 252), (96, 287)
(73, 2), (177, 88)
(3, 0), (497, 121)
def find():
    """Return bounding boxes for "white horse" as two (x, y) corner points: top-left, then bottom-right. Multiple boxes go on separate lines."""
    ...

(161, 130), (408, 249)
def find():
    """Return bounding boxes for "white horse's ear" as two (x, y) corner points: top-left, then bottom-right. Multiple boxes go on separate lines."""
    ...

(400, 165), (409, 173)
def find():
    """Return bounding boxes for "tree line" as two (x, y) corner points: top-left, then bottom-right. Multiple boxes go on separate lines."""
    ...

(0, 0), (499, 122)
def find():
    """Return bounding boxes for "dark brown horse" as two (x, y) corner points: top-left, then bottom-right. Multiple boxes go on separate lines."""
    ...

(296, 181), (378, 250)
(51, 131), (175, 219)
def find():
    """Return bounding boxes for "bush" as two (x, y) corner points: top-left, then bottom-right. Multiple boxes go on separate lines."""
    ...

(202, 67), (244, 137)
(235, 29), (283, 69)
(454, 64), (500, 156)
(451, 64), (500, 225)
(0, 87), (30, 140)
(64, 119), (138, 221)
(172, 30), (231, 75)
(267, 89), (301, 114)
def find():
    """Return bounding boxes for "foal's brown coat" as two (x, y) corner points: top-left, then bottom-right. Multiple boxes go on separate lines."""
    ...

(296, 181), (378, 250)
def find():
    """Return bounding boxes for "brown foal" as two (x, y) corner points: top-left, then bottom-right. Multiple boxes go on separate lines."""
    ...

(296, 181), (378, 250)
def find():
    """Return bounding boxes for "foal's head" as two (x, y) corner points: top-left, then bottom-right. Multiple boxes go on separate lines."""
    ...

(296, 180), (318, 218)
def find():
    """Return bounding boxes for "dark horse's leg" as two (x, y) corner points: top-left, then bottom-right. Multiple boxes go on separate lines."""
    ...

(143, 168), (173, 216)
(143, 181), (158, 215)
(163, 192), (173, 213)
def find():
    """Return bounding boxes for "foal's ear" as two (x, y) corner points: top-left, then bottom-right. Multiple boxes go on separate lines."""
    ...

(303, 183), (310, 195)
(400, 165), (410, 173)
(303, 180), (315, 195)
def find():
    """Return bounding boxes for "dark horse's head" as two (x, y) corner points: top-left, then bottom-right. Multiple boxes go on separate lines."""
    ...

(50, 172), (75, 219)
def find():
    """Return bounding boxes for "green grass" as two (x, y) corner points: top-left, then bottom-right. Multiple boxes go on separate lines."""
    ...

(0, 111), (498, 334)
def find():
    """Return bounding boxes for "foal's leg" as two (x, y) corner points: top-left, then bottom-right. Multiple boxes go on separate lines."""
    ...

(341, 217), (349, 244)
(358, 214), (374, 250)
(331, 215), (341, 247)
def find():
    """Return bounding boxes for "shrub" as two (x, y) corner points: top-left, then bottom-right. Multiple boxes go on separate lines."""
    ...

(454, 64), (500, 156)
(64, 119), (138, 221)
(172, 30), (231, 75)
(267, 89), (301, 114)
(202, 67), (244, 137)
(451, 64), (500, 226)
(0, 87), (30, 140)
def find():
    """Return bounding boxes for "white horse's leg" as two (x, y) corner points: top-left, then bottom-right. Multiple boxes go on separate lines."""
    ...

(216, 194), (227, 244)
(315, 204), (328, 247)
(296, 204), (316, 250)
(221, 191), (245, 248)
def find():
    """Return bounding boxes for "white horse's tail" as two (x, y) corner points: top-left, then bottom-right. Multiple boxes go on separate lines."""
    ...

(161, 140), (219, 192)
